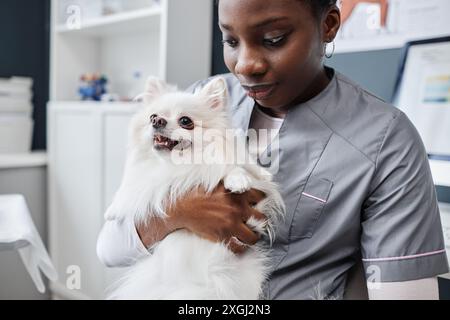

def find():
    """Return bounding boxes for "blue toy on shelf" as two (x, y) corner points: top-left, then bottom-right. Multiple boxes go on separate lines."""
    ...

(78, 74), (108, 101)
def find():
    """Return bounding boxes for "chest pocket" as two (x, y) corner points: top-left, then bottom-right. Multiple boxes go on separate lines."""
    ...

(289, 178), (333, 241)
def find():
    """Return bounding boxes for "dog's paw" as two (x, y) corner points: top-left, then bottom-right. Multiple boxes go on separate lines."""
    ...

(224, 170), (252, 194)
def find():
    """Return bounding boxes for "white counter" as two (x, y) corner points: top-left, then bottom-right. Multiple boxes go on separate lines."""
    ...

(0, 151), (49, 299)
(0, 152), (47, 169)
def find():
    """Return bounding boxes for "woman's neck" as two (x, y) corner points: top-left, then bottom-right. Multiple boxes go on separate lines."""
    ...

(256, 66), (332, 119)
(256, 103), (286, 119)
(289, 67), (332, 107)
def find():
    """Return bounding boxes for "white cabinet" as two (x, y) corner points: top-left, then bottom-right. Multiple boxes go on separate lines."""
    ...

(48, 102), (139, 299)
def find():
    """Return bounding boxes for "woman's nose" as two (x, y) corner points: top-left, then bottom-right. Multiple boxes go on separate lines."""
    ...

(234, 47), (267, 77)
(152, 116), (167, 129)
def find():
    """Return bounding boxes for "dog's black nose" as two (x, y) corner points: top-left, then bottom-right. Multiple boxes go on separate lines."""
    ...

(152, 116), (167, 129)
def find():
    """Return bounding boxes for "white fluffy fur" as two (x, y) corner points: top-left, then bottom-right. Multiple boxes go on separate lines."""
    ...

(105, 77), (285, 299)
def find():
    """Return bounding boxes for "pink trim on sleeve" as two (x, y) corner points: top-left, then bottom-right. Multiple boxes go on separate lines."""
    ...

(362, 249), (446, 262)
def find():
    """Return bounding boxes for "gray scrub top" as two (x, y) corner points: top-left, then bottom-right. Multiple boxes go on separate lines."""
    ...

(189, 67), (449, 299)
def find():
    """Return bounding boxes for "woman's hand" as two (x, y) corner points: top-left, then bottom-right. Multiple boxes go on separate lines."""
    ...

(143, 182), (267, 254)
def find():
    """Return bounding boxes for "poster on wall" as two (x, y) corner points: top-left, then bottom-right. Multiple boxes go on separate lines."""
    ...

(336, 0), (450, 53)
(393, 37), (450, 159)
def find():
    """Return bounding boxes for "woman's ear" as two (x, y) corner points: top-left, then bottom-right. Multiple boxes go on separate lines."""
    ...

(322, 5), (341, 43)
(198, 77), (228, 111)
(136, 76), (176, 104)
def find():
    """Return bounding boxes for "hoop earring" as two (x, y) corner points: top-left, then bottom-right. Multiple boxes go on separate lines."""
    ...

(324, 41), (335, 59)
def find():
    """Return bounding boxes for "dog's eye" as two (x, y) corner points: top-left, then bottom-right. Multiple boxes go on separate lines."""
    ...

(178, 116), (194, 130)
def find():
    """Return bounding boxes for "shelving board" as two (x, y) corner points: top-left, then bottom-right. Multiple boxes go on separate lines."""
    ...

(55, 7), (162, 37)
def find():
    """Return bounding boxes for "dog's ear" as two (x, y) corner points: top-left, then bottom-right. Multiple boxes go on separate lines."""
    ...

(135, 76), (176, 104)
(198, 77), (228, 111)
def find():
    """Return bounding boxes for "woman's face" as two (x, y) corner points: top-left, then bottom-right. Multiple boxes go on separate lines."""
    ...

(219, 0), (339, 111)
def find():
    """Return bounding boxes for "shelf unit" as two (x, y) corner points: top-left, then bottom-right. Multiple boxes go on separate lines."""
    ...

(334, 0), (450, 53)
(54, 7), (162, 37)
(50, 0), (212, 101)
(335, 31), (450, 53)
(335, 30), (450, 54)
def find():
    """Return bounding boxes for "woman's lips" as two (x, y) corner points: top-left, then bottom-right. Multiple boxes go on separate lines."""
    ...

(243, 84), (276, 100)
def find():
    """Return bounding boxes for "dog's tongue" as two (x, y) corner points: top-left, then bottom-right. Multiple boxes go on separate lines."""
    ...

(155, 135), (167, 143)
(154, 134), (178, 150)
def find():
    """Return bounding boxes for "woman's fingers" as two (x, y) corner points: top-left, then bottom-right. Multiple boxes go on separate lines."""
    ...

(246, 188), (266, 205)
(227, 236), (247, 255)
(226, 220), (262, 254)
(234, 223), (260, 246)
(194, 181), (269, 255)
(248, 207), (267, 221)
(240, 206), (267, 228)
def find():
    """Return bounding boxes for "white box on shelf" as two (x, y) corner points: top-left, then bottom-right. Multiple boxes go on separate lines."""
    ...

(0, 76), (32, 86)
(0, 116), (33, 154)
(0, 80), (34, 153)
(0, 100), (33, 118)
(0, 77), (33, 100)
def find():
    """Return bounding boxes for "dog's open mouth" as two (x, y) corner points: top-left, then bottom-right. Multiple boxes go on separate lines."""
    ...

(153, 133), (181, 151)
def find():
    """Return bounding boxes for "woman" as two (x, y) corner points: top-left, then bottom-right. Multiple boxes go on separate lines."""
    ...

(97, 0), (449, 299)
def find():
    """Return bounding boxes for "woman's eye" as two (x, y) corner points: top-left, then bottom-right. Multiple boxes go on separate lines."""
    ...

(179, 116), (194, 130)
(222, 39), (238, 48)
(264, 35), (285, 46)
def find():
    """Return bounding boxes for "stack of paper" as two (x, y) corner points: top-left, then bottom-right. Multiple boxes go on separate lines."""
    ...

(0, 77), (34, 153)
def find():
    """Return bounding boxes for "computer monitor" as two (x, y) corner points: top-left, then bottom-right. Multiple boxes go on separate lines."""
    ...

(393, 36), (450, 191)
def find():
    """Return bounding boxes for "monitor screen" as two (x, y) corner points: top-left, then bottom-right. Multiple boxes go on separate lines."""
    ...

(393, 36), (450, 188)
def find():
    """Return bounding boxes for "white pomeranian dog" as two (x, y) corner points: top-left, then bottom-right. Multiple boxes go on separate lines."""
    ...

(104, 76), (285, 300)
